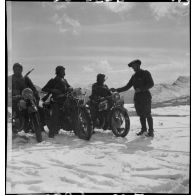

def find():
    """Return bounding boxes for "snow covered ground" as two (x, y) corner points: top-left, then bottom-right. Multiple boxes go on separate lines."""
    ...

(6, 105), (190, 194)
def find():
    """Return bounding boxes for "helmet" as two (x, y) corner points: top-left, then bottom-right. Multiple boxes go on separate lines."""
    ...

(13, 62), (23, 70)
(128, 59), (141, 67)
(55, 66), (65, 75)
(97, 73), (106, 81)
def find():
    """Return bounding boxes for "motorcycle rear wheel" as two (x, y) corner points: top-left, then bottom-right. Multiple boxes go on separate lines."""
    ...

(30, 113), (42, 142)
(75, 107), (93, 140)
(110, 107), (130, 137)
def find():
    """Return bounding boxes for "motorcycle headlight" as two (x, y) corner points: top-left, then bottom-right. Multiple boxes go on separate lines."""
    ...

(22, 88), (34, 100)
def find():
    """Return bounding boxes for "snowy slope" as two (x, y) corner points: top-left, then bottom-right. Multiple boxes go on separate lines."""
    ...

(6, 105), (190, 194)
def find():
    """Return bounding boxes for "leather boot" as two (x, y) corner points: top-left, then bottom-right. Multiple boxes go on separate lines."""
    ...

(136, 117), (147, 136)
(146, 116), (154, 137)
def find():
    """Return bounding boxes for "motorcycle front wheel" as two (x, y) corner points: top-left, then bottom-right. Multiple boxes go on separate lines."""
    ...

(30, 113), (42, 142)
(75, 107), (93, 141)
(110, 107), (130, 137)
(12, 113), (25, 133)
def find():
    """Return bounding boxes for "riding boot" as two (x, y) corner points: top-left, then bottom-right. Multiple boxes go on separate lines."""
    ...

(145, 116), (154, 137)
(137, 117), (147, 135)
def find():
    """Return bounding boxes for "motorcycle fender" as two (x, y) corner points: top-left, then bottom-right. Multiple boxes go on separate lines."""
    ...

(108, 106), (128, 124)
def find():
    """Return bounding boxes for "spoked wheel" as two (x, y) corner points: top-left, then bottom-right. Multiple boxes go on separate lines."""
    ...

(30, 113), (42, 142)
(75, 107), (93, 140)
(110, 107), (130, 137)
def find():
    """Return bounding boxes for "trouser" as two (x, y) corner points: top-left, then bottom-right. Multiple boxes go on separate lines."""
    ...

(134, 91), (154, 133)
(140, 116), (153, 133)
(49, 102), (61, 137)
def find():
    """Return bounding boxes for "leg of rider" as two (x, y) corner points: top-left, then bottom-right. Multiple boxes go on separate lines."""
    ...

(23, 109), (30, 133)
(49, 103), (59, 137)
(91, 103), (98, 125)
(38, 106), (46, 131)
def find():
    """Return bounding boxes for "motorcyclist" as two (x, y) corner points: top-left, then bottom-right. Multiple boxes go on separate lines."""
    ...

(89, 73), (112, 129)
(111, 59), (154, 137)
(42, 66), (73, 138)
(11, 62), (40, 132)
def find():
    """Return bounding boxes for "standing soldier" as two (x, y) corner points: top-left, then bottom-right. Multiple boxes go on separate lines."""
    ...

(113, 59), (154, 137)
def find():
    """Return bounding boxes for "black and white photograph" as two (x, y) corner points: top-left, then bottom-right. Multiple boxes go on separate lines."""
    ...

(6, 1), (190, 194)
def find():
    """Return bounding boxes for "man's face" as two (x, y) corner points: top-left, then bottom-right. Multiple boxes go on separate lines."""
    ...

(97, 76), (105, 84)
(131, 64), (140, 72)
(59, 69), (65, 78)
(13, 67), (23, 76)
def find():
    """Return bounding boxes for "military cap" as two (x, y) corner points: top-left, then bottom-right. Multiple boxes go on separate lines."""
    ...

(128, 59), (141, 67)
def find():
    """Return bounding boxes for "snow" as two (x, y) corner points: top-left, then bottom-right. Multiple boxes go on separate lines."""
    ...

(125, 104), (190, 116)
(6, 105), (190, 193)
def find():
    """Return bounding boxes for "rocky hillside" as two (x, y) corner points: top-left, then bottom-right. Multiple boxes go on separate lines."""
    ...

(115, 76), (190, 105)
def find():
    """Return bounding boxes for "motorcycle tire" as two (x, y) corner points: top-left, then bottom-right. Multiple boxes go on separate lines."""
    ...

(12, 114), (25, 133)
(110, 107), (130, 137)
(75, 107), (93, 141)
(30, 113), (42, 142)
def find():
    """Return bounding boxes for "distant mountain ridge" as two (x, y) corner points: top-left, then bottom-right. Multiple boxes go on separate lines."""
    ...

(118, 76), (190, 104)
(82, 76), (190, 105)
(8, 76), (190, 107)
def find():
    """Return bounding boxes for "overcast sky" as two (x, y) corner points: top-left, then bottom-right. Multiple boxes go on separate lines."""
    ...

(7, 2), (190, 88)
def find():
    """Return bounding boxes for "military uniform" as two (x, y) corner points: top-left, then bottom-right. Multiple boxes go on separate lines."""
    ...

(90, 82), (111, 129)
(12, 74), (39, 98)
(12, 74), (39, 111)
(12, 74), (40, 132)
(90, 82), (111, 101)
(117, 69), (154, 134)
(42, 76), (71, 137)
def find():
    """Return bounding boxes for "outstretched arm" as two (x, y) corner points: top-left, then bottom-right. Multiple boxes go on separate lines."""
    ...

(116, 77), (133, 93)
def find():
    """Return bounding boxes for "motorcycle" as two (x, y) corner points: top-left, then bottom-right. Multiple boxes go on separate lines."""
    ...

(42, 88), (93, 140)
(12, 88), (43, 142)
(87, 91), (130, 137)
